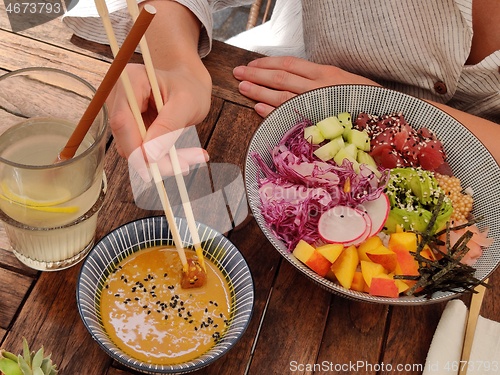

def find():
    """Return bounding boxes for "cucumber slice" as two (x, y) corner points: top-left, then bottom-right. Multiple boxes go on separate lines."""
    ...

(314, 141), (340, 161)
(304, 125), (325, 144)
(313, 137), (344, 161)
(346, 129), (370, 151)
(316, 116), (344, 139)
(334, 144), (359, 170)
(337, 112), (353, 130)
(356, 150), (377, 168)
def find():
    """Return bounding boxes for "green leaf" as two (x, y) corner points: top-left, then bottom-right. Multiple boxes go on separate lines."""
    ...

(30, 348), (43, 371)
(0, 357), (23, 375)
(1, 350), (20, 363)
(40, 358), (51, 374)
(21, 339), (31, 367)
(16, 355), (32, 375)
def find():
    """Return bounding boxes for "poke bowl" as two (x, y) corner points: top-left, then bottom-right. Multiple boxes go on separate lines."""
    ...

(244, 84), (500, 305)
(77, 216), (254, 374)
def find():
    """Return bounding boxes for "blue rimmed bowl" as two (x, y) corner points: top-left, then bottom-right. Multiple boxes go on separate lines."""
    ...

(76, 216), (254, 374)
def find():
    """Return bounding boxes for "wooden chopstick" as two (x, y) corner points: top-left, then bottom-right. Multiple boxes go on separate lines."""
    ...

(126, 0), (206, 271)
(459, 278), (489, 375)
(94, 0), (188, 270)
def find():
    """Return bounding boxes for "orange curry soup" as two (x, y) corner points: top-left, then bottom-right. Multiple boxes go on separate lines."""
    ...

(100, 246), (232, 365)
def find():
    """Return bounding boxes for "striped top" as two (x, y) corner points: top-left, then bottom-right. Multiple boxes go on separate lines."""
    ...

(63, 0), (500, 122)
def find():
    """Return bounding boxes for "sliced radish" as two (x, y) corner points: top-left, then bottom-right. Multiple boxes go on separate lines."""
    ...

(356, 192), (390, 236)
(344, 211), (372, 247)
(318, 206), (368, 244)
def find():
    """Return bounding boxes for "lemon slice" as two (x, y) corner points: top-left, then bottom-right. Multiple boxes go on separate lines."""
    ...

(0, 183), (79, 214)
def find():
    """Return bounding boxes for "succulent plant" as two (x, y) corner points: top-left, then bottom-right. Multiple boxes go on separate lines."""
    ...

(0, 338), (58, 375)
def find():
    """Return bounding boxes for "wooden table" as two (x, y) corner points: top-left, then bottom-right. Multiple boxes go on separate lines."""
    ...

(1, 7), (499, 375)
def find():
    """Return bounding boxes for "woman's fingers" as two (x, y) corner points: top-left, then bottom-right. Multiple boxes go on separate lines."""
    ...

(128, 145), (209, 182)
(238, 80), (296, 109)
(247, 56), (321, 80)
(107, 83), (145, 159)
(233, 63), (316, 94)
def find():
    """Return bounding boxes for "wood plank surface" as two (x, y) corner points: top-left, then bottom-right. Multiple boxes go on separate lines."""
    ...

(0, 268), (34, 329)
(2, 265), (113, 375)
(2, 4), (500, 375)
(316, 298), (388, 375)
(0, 240), (39, 276)
(0, 7), (258, 109)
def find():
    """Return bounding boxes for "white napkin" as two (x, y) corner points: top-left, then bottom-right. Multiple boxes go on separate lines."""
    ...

(467, 315), (500, 374)
(423, 299), (500, 375)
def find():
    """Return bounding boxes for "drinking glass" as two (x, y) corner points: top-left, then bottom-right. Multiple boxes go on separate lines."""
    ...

(0, 67), (108, 271)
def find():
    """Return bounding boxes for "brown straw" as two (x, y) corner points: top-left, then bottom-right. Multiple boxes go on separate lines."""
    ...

(57, 4), (156, 162)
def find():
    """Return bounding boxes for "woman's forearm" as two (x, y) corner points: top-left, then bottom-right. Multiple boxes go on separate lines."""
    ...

(429, 100), (500, 164)
(140, 0), (208, 76)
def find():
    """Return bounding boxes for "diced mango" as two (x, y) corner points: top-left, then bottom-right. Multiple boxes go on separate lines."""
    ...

(316, 243), (344, 263)
(306, 250), (332, 277)
(357, 236), (383, 262)
(350, 271), (367, 292)
(369, 277), (399, 298)
(292, 240), (332, 277)
(388, 232), (417, 253)
(292, 240), (315, 264)
(366, 245), (398, 272)
(360, 260), (386, 287)
(330, 245), (359, 289)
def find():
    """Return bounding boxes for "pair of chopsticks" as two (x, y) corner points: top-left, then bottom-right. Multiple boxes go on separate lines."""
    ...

(94, 0), (205, 272)
(458, 278), (489, 375)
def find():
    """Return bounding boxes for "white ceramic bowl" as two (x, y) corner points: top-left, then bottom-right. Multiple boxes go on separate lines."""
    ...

(245, 84), (500, 305)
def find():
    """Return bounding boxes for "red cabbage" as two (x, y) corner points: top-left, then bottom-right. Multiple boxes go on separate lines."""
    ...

(251, 119), (389, 251)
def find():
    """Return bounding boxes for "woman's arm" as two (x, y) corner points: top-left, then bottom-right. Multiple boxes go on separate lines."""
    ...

(429, 101), (500, 164)
(107, 0), (212, 168)
(232, 55), (500, 164)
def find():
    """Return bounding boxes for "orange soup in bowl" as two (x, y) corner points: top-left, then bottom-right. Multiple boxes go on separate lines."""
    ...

(100, 246), (231, 365)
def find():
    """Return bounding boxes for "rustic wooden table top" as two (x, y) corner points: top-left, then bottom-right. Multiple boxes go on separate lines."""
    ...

(1, 6), (499, 375)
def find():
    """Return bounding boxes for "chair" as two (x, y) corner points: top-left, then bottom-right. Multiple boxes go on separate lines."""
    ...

(246, 0), (273, 30)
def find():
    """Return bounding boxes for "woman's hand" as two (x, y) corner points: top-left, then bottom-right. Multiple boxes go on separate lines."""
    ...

(105, 0), (211, 179)
(233, 56), (380, 117)
(107, 62), (211, 178)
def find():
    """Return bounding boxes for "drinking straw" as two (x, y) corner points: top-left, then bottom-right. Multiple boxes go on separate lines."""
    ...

(94, 0), (189, 270)
(126, 0), (206, 271)
(57, 4), (156, 162)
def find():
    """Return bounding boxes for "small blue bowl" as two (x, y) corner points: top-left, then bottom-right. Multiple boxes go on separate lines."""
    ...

(76, 216), (254, 374)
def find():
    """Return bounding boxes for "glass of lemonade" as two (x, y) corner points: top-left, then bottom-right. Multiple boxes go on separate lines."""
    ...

(0, 67), (108, 271)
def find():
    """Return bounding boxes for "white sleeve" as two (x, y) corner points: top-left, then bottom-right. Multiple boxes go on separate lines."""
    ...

(62, 0), (254, 58)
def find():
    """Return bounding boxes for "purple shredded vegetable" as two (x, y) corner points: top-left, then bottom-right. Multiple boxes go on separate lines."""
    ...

(251, 118), (389, 251)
